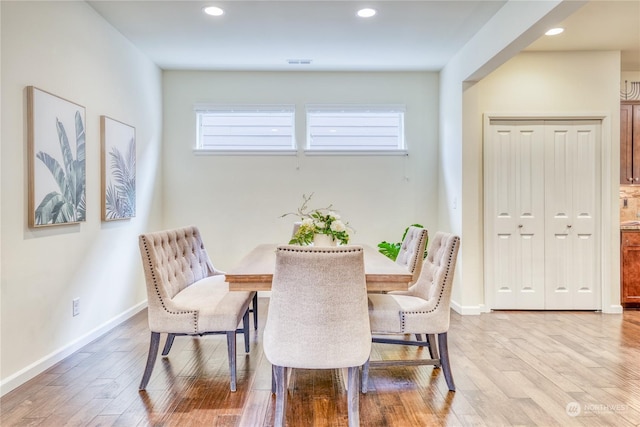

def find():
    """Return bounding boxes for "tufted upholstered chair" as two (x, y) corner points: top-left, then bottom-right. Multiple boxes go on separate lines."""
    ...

(138, 226), (255, 392)
(263, 245), (371, 427)
(394, 226), (429, 286)
(390, 226), (430, 344)
(363, 232), (460, 392)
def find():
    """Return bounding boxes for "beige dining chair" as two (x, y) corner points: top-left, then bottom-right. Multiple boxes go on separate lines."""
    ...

(395, 225), (429, 285)
(363, 231), (460, 392)
(390, 226), (431, 344)
(263, 245), (371, 427)
(138, 226), (255, 392)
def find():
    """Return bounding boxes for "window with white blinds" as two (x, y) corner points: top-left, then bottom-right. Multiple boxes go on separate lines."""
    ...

(306, 105), (406, 154)
(195, 105), (296, 154)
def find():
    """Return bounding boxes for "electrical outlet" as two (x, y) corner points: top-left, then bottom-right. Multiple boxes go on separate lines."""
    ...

(72, 298), (80, 317)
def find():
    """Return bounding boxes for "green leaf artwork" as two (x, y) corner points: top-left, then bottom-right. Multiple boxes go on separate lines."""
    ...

(34, 111), (86, 225)
(105, 139), (136, 220)
(102, 116), (136, 221)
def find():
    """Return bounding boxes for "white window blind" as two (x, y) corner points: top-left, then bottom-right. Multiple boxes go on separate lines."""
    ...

(306, 105), (406, 154)
(195, 105), (295, 154)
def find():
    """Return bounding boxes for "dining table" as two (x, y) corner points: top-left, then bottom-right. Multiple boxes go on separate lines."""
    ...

(225, 243), (414, 292)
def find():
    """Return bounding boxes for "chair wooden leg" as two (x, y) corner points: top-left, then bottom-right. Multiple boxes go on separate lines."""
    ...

(361, 359), (369, 394)
(242, 309), (250, 353)
(252, 293), (258, 330)
(226, 331), (237, 392)
(437, 332), (455, 391)
(427, 334), (440, 365)
(271, 364), (276, 393)
(161, 333), (176, 356)
(347, 366), (360, 427)
(273, 365), (287, 427)
(139, 332), (161, 390)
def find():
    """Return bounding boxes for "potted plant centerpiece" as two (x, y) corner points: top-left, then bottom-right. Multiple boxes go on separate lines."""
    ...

(282, 194), (351, 246)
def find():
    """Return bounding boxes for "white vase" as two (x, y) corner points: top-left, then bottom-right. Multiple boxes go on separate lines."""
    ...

(313, 234), (337, 247)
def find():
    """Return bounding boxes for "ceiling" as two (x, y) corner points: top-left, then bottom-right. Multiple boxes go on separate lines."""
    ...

(526, 0), (640, 70)
(87, 0), (640, 72)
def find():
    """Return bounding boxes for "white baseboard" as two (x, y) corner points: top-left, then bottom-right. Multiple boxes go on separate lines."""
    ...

(0, 301), (147, 397)
(451, 301), (624, 314)
(450, 299), (483, 315)
(603, 304), (623, 314)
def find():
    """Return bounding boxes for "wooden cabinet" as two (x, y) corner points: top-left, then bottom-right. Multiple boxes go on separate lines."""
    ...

(620, 102), (640, 184)
(621, 231), (640, 305)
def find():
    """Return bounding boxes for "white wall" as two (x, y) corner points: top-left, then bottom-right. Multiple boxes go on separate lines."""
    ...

(1, 1), (163, 394)
(465, 51), (621, 313)
(439, 0), (586, 314)
(162, 71), (439, 271)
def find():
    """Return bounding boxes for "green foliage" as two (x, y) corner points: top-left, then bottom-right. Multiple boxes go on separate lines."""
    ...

(35, 112), (86, 225)
(105, 139), (136, 219)
(289, 210), (350, 245)
(377, 240), (402, 261)
(283, 193), (351, 245)
(378, 223), (426, 261)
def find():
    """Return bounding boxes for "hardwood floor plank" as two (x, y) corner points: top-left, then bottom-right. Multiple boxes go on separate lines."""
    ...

(97, 361), (147, 415)
(602, 381), (640, 413)
(46, 398), (111, 426)
(110, 399), (150, 427)
(19, 385), (72, 419)
(504, 340), (585, 393)
(85, 414), (118, 427)
(510, 397), (562, 427)
(2, 304), (640, 426)
(454, 390), (513, 426)
(236, 390), (270, 427)
(503, 370), (587, 426)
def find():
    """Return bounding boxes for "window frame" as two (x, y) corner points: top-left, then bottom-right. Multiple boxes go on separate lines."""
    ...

(305, 104), (407, 155)
(194, 104), (297, 155)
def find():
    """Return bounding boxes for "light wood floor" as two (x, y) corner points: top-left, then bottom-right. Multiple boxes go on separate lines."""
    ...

(2, 299), (640, 426)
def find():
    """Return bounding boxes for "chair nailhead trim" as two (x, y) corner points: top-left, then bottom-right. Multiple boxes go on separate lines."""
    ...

(141, 231), (199, 334)
(408, 229), (428, 273)
(278, 246), (363, 254)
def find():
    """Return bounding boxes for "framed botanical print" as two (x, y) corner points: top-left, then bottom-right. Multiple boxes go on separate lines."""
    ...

(101, 116), (136, 221)
(27, 86), (86, 227)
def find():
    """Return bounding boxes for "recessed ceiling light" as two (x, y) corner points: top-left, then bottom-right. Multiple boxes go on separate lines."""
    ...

(203, 6), (224, 16)
(357, 8), (376, 18)
(545, 27), (564, 36)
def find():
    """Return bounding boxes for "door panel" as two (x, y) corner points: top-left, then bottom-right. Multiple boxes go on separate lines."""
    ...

(486, 119), (601, 310)
(487, 121), (545, 309)
(544, 122), (600, 310)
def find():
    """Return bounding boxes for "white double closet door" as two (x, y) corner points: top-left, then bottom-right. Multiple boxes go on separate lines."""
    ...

(485, 119), (601, 310)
